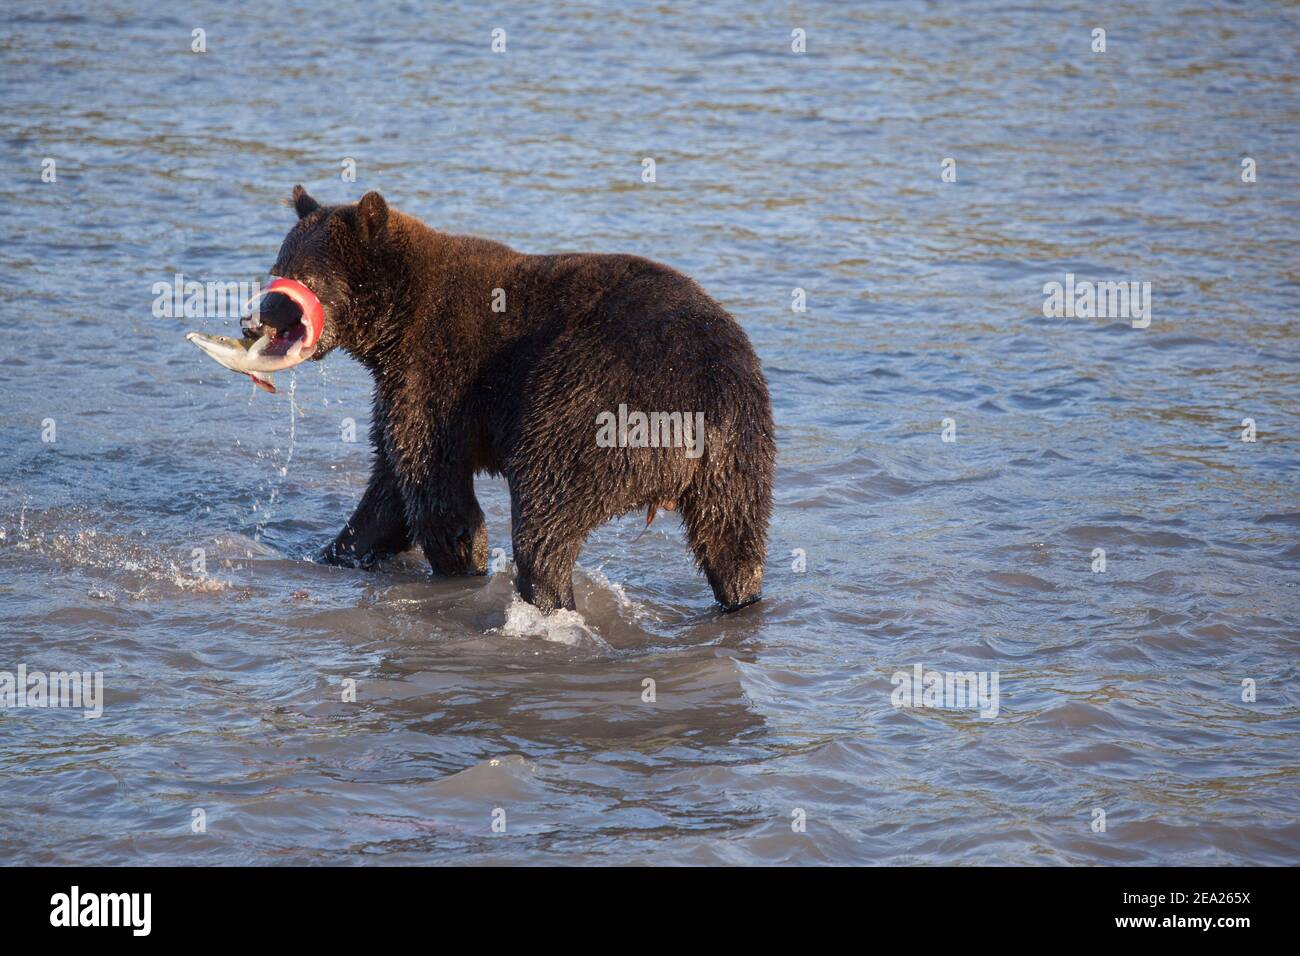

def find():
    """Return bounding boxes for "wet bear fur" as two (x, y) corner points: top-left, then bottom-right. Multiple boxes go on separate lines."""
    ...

(272, 186), (774, 612)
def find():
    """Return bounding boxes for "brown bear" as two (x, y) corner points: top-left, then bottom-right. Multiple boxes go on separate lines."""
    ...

(246, 186), (774, 613)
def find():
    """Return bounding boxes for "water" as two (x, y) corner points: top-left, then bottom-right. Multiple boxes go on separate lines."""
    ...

(1, 0), (1297, 865)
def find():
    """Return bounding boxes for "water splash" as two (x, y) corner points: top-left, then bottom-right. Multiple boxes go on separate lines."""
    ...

(0, 511), (234, 597)
(496, 594), (608, 647)
(582, 564), (656, 624)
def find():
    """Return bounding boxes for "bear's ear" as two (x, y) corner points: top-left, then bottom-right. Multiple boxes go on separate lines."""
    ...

(356, 191), (389, 243)
(291, 184), (320, 219)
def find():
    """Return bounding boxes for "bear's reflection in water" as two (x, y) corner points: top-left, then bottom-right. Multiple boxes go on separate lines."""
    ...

(309, 551), (769, 758)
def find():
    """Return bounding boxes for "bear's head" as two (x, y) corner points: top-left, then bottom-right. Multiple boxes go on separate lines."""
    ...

(242, 186), (399, 367)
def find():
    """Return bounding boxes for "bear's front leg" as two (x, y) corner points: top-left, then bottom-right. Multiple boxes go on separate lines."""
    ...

(321, 456), (411, 569)
(382, 399), (488, 577)
(403, 471), (489, 577)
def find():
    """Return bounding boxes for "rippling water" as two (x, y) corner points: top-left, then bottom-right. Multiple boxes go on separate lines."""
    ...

(1, 0), (1297, 865)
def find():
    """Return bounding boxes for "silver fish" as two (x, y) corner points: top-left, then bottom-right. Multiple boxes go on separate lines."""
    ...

(185, 330), (310, 394)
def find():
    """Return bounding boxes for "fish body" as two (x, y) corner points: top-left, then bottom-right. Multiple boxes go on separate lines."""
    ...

(185, 332), (287, 392)
(185, 277), (325, 394)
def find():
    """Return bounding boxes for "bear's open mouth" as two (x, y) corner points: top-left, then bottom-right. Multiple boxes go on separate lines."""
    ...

(239, 278), (324, 359)
(247, 306), (309, 358)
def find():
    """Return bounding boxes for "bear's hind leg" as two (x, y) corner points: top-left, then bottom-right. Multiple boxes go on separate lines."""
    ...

(680, 492), (766, 610)
(678, 433), (773, 613)
(508, 485), (590, 613)
(513, 539), (581, 613)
